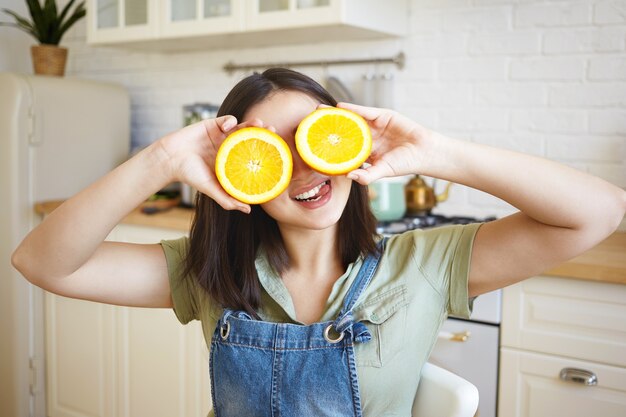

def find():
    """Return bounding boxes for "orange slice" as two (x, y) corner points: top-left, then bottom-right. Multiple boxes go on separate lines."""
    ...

(215, 127), (293, 204)
(295, 107), (372, 175)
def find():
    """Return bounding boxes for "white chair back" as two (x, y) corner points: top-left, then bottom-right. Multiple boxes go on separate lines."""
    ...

(412, 362), (479, 417)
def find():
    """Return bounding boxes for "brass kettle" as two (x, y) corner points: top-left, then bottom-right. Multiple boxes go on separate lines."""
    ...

(404, 175), (453, 216)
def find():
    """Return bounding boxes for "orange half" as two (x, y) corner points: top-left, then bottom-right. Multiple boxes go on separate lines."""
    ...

(215, 127), (293, 204)
(295, 107), (372, 175)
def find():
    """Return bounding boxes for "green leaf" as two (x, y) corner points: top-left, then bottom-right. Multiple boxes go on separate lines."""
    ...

(43, 0), (58, 42)
(2, 8), (39, 38)
(57, 0), (77, 31)
(0, 21), (38, 38)
(3, 0), (85, 45)
(55, 2), (85, 45)
(25, 0), (47, 42)
(44, 0), (57, 16)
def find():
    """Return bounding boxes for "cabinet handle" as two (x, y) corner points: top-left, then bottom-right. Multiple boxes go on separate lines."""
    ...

(437, 330), (471, 342)
(559, 368), (598, 386)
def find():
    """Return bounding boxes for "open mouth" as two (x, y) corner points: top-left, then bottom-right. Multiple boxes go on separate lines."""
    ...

(293, 180), (330, 203)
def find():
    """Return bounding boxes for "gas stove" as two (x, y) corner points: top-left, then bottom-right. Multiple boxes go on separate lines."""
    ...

(376, 213), (497, 235)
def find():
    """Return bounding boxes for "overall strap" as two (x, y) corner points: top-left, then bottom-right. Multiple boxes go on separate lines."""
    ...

(333, 237), (388, 343)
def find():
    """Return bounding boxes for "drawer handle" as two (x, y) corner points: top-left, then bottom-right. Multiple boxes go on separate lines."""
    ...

(437, 330), (471, 342)
(559, 368), (598, 386)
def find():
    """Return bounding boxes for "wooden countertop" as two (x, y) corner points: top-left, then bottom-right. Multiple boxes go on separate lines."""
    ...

(542, 232), (626, 285)
(35, 200), (194, 233)
(35, 200), (626, 286)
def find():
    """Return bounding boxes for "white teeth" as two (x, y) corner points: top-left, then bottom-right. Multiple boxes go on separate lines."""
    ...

(294, 181), (327, 201)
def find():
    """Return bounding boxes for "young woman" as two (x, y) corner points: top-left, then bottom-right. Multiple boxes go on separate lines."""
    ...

(12, 68), (626, 417)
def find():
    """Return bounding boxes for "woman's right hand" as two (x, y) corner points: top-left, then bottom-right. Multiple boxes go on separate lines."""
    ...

(13, 115), (272, 309)
(156, 115), (270, 214)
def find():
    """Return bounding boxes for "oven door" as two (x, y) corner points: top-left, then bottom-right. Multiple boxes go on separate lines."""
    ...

(429, 318), (500, 417)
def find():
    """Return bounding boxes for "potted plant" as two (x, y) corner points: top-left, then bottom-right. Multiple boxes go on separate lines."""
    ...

(0, 0), (86, 76)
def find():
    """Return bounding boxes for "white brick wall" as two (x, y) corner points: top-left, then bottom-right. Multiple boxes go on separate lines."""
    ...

(543, 27), (626, 54)
(594, 0), (626, 24)
(57, 0), (625, 219)
(514, 2), (592, 27)
(510, 57), (586, 80)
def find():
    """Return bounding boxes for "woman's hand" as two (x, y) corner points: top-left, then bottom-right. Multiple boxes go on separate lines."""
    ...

(10, 115), (274, 299)
(156, 115), (271, 213)
(336, 102), (434, 185)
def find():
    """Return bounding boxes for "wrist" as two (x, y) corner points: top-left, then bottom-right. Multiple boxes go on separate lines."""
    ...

(408, 124), (438, 174)
(412, 128), (458, 178)
(143, 139), (178, 189)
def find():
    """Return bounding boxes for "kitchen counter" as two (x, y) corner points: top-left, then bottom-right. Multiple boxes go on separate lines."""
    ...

(35, 200), (626, 285)
(541, 232), (626, 285)
(34, 200), (193, 233)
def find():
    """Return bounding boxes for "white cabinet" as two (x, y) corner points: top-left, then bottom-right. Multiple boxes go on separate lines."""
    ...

(87, 0), (159, 43)
(499, 276), (626, 417)
(245, 0), (397, 33)
(160, 0), (244, 38)
(499, 348), (626, 417)
(87, 0), (408, 49)
(45, 224), (211, 417)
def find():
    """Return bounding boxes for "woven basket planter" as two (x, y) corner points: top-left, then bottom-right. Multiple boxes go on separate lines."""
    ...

(31, 44), (68, 76)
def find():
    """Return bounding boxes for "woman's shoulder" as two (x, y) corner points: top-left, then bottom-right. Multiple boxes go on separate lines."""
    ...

(382, 223), (483, 285)
(387, 223), (482, 253)
(160, 236), (190, 261)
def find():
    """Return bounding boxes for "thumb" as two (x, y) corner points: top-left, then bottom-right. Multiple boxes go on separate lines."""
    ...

(347, 163), (392, 185)
(337, 102), (381, 122)
(215, 115), (237, 133)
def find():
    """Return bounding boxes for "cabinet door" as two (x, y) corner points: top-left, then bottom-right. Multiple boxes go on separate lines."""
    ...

(501, 276), (626, 367)
(499, 348), (626, 417)
(87, 0), (158, 43)
(46, 296), (117, 417)
(46, 225), (211, 417)
(160, 0), (243, 38)
(110, 225), (211, 417)
(246, 0), (340, 31)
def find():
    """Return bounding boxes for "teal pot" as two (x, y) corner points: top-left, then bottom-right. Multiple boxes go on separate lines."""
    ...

(368, 177), (408, 222)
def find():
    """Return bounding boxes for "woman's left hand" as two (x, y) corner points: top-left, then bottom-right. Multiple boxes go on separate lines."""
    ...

(336, 102), (433, 185)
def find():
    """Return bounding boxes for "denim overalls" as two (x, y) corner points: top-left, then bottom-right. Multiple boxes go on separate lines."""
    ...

(209, 241), (386, 417)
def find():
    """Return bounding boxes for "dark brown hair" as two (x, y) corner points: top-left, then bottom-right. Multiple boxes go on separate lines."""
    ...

(183, 68), (378, 317)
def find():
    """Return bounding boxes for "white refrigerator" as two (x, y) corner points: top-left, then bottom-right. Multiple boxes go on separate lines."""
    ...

(0, 73), (130, 417)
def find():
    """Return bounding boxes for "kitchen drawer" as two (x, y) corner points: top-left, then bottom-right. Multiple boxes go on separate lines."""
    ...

(501, 276), (626, 367)
(499, 347), (626, 417)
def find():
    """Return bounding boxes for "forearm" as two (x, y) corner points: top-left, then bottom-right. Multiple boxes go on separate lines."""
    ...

(12, 142), (172, 282)
(419, 132), (626, 232)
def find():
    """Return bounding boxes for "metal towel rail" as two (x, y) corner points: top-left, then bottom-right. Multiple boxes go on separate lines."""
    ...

(223, 52), (405, 75)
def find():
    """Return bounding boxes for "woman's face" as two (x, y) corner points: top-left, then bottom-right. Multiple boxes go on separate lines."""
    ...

(244, 90), (353, 231)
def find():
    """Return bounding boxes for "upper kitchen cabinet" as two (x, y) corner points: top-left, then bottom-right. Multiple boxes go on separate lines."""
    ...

(87, 0), (159, 43)
(159, 0), (244, 38)
(86, 0), (408, 51)
(245, 0), (406, 38)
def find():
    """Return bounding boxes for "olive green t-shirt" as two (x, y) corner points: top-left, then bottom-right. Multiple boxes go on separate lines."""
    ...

(160, 222), (482, 417)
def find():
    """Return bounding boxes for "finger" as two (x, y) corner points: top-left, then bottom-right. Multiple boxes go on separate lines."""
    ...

(214, 188), (251, 213)
(231, 118), (269, 133)
(223, 118), (265, 135)
(197, 180), (251, 214)
(216, 193), (251, 214)
(216, 115), (237, 133)
(317, 103), (332, 109)
(336, 102), (381, 121)
(247, 118), (264, 128)
(346, 163), (393, 185)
